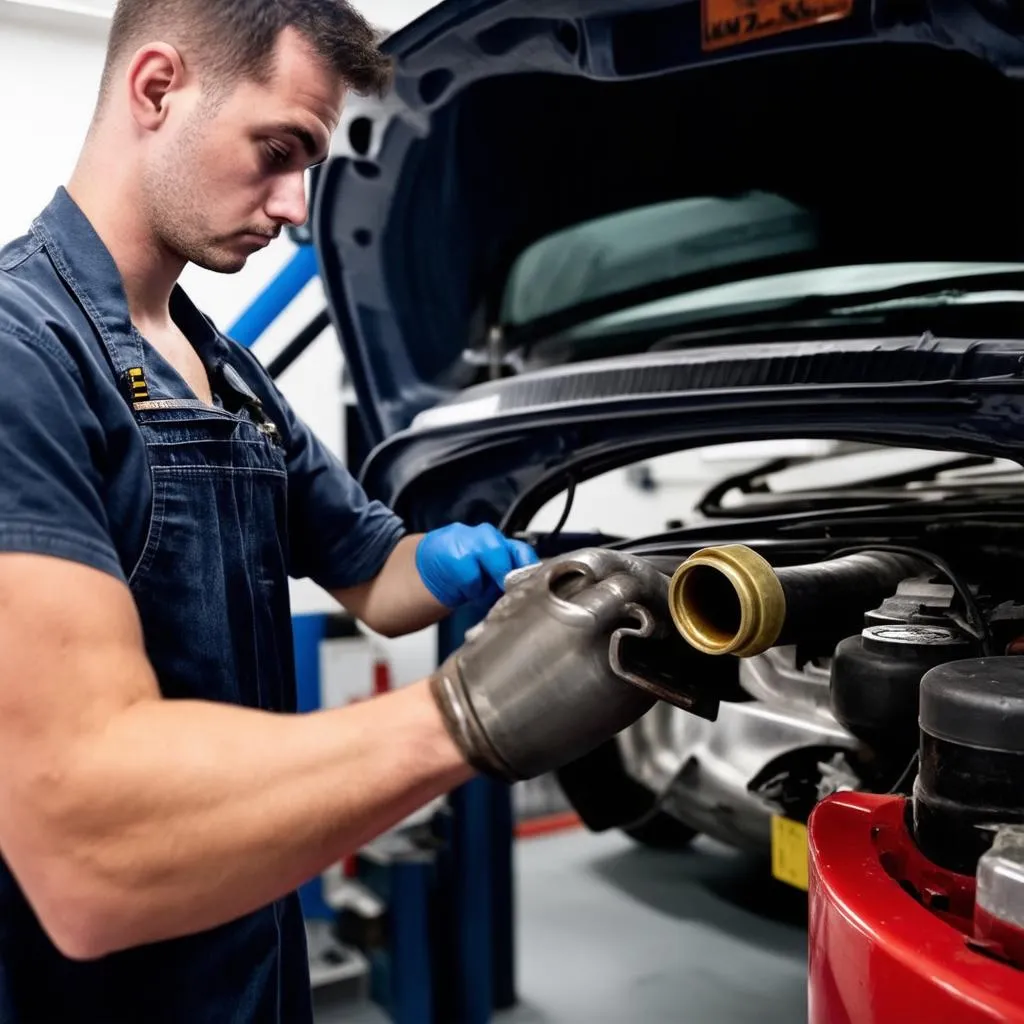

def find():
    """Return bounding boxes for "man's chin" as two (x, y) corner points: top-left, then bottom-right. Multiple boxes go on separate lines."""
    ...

(191, 250), (249, 275)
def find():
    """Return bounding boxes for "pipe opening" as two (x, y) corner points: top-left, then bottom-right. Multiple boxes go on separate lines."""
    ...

(669, 545), (786, 657)
(682, 565), (741, 646)
(550, 566), (591, 601)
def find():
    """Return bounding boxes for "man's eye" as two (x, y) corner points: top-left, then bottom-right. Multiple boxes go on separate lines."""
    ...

(263, 142), (291, 168)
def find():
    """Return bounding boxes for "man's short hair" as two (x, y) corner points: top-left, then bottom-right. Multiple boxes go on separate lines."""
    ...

(99, 0), (393, 102)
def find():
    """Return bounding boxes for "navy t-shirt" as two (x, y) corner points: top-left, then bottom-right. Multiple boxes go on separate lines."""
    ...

(0, 188), (406, 593)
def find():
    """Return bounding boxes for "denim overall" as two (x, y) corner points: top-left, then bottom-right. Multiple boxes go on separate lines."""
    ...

(0, 209), (315, 1022)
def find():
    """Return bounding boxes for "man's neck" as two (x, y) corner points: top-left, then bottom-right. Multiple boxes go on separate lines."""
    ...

(67, 140), (185, 331)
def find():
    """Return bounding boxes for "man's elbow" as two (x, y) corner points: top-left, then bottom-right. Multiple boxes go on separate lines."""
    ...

(45, 910), (119, 962)
(331, 591), (406, 638)
(25, 876), (125, 961)
(5, 808), (145, 960)
(364, 616), (405, 639)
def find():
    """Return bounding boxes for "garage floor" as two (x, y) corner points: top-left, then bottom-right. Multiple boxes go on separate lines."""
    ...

(315, 827), (809, 1024)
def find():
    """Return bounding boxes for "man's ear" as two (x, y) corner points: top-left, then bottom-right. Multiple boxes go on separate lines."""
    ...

(125, 43), (187, 131)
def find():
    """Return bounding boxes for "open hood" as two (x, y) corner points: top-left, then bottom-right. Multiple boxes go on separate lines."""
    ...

(313, 0), (1024, 451)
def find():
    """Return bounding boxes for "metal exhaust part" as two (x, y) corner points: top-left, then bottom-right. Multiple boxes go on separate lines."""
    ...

(668, 544), (928, 658)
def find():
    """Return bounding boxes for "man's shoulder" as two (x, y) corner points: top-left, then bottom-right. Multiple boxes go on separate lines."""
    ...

(0, 225), (44, 276)
(0, 226), (47, 328)
(0, 225), (103, 382)
(0, 225), (57, 339)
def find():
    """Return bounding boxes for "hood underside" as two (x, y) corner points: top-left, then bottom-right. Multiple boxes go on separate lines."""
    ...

(355, 336), (1024, 531)
(315, 0), (1024, 450)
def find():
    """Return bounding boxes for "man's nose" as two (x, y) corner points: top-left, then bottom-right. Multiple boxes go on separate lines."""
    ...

(265, 171), (309, 227)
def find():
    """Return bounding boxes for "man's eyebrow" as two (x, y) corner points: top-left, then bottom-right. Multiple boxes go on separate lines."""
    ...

(280, 125), (329, 162)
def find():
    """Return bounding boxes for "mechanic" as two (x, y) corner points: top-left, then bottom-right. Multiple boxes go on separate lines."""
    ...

(0, 1), (672, 1021)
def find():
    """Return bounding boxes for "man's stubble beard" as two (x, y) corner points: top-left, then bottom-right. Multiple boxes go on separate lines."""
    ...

(145, 176), (247, 275)
(141, 106), (248, 275)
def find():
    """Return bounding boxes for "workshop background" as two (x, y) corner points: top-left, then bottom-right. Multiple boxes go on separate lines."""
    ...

(9, 1), (1010, 1022)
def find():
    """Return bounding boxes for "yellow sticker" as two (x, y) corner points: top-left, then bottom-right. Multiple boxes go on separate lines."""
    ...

(771, 814), (809, 891)
(122, 366), (150, 401)
(702, 0), (854, 52)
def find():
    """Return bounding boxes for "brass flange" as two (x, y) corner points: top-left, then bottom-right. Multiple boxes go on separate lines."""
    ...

(668, 544), (786, 658)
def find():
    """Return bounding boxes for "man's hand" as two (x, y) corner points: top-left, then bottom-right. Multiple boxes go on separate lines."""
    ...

(429, 548), (674, 781)
(415, 523), (538, 609)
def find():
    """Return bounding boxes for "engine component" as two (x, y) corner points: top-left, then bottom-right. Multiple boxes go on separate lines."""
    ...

(915, 656), (1024, 874)
(990, 600), (1024, 653)
(666, 543), (926, 657)
(816, 752), (860, 800)
(864, 576), (963, 628)
(975, 826), (1024, 971)
(748, 744), (855, 821)
(432, 548), (720, 782)
(865, 577), (1024, 653)
(739, 644), (832, 713)
(614, 645), (860, 852)
(830, 623), (978, 752)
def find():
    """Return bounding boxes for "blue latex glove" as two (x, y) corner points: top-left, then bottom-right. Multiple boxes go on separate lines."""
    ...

(416, 523), (539, 609)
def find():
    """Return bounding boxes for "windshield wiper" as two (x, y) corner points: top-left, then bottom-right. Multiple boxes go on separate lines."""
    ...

(507, 266), (1024, 359)
(643, 270), (1024, 349)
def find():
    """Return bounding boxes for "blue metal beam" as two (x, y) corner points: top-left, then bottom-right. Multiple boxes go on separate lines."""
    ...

(228, 244), (320, 348)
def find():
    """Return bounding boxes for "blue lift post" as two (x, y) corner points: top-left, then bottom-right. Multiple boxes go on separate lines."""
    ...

(290, 612), (336, 923)
(233, 243), (519, 1022)
(356, 835), (435, 1024)
(438, 609), (517, 1024)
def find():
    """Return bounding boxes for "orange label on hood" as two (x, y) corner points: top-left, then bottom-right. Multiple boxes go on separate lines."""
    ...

(702, 0), (854, 51)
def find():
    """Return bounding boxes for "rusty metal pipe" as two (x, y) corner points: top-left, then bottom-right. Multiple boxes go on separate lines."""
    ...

(668, 544), (928, 658)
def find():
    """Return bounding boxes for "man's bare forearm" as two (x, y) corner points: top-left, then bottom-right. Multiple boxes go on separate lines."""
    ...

(30, 682), (472, 958)
(332, 534), (450, 637)
(333, 525), (538, 638)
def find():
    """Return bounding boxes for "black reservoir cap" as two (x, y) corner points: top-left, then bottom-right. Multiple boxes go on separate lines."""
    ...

(862, 623), (974, 656)
(920, 657), (1024, 754)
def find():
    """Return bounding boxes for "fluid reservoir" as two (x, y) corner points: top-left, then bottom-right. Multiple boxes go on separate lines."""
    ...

(915, 656), (1024, 874)
(830, 624), (976, 752)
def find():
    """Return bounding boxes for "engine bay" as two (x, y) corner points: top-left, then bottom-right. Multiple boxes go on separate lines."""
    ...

(546, 492), (1024, 868)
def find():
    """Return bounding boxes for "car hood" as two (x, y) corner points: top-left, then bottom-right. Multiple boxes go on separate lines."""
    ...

(314, 0), (1024, 452)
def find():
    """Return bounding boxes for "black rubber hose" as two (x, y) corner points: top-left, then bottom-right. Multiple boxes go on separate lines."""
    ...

(773, 550), (928, 649)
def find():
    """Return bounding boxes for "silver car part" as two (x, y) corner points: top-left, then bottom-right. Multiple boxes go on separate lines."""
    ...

(616, 645), (863, 851)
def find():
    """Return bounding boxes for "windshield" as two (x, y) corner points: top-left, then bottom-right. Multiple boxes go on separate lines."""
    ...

(498, 194), (1024, 356)
(500, 191), (820, 326)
